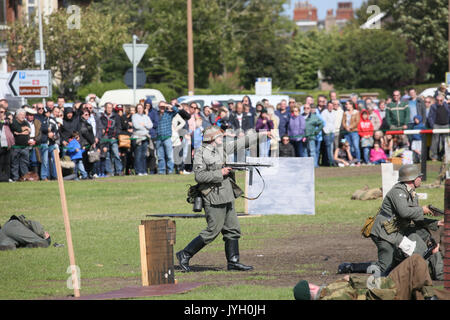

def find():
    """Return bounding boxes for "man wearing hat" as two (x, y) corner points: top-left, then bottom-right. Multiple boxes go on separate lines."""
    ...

(25, 106), (42, 175)
(369, 164), (440, 275)
(294, 254), (450, 300)
(176, 126), (264, 272)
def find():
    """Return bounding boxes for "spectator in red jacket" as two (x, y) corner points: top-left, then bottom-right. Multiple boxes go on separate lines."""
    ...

(358, 110), (374, 164)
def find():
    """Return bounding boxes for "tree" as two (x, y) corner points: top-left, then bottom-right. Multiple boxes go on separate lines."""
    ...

(355, 0), (449, 83)
(7, 7), (131, 98)
(287, 30), (330, 89)
(321, 27), (416, 90)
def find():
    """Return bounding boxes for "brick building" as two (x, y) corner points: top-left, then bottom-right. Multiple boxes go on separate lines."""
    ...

(293, 1), (318, 32)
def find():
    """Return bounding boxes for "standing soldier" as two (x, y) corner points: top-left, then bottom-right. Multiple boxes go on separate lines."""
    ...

(176, 126), (266, 272)
(370, 164), (444, 276)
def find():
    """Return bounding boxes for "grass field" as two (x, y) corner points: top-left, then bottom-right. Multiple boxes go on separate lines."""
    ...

(0, 164), (445, 300)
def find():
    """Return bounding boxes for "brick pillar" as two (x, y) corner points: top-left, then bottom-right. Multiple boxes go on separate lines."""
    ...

(445, 179), (450, 290)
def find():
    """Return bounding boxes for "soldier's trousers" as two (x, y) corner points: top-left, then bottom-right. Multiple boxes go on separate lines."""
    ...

(0, 220), (48, 249)
(371, 233), (428, 275)
(199, 202), (241, 245)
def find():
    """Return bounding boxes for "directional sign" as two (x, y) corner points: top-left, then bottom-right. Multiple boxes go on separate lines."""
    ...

(123, 43), (148, 65)
(8, 70), (52, 98)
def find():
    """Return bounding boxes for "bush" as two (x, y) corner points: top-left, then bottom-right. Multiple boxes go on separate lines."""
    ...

(76, 80), (128, 101)
(145, 83), (179, 102)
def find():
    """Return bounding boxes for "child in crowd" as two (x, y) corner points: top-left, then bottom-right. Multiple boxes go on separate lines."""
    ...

(334, 141), (360, 167)
(411, 115), (425, 163)
(66, 131), (88, 180)
(369, 142), (387, 164)
(357, 110), (374, 164)
(279, 135), (295, 157)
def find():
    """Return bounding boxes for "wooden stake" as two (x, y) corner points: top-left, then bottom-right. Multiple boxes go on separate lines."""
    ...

(53, 149), (80, 298)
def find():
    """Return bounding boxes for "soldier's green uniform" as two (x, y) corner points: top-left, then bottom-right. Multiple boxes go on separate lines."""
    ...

(370, 165), (441, 276)
(176, 126), (262, 272)
(0, 215), (51, 250)
(294, 255), (450, 300)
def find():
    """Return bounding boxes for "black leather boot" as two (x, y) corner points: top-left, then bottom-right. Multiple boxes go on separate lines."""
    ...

(337, 262), (373, 274)
(176, 236), (206, 272)
(225, 239), (253, 271)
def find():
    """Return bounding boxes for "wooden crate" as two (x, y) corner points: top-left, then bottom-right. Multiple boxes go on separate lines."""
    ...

(388, 157), (403, 165)
(139, 219), (176, 286)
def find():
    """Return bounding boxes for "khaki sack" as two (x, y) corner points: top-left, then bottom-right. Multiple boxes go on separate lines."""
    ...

(361, 216), (376, 238)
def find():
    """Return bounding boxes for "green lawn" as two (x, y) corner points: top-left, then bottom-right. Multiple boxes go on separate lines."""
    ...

(0, 165), (445, 300)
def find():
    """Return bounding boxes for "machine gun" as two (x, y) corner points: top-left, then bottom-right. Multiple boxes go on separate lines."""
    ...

(427, 205), (444, 217)
(224, 162), (272, 186)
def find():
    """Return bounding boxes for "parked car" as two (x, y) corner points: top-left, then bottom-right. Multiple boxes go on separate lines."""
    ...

(99, 89), (166, 107)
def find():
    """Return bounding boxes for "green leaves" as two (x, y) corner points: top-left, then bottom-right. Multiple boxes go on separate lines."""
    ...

(321, 27), (416, 90)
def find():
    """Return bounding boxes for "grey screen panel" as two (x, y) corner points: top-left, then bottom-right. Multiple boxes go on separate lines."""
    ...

(246, 157), (315, 215)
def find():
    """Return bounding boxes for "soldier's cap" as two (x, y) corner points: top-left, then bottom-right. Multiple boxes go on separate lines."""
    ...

(203, 125), (224, 142)
(293, 280), (311, 300)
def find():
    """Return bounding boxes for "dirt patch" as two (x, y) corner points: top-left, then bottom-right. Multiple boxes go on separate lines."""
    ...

(178, 224), (377, 289)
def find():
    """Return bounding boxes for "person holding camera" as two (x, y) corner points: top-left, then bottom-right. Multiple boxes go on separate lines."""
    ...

(40, 107), (60, 181)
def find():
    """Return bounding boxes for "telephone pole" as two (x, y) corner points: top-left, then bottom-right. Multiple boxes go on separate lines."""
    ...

(187, 0), (194, 96)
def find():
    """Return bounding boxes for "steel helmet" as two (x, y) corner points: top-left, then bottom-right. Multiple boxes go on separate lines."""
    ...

(202, 126), (224, 142)
(398, 164), (423, 182)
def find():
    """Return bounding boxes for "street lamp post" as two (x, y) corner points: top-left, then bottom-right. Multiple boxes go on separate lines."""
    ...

(187, 0), (194, 96)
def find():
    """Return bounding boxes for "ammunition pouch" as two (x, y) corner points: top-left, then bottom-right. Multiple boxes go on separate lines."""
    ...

(382, 218), (400, 235)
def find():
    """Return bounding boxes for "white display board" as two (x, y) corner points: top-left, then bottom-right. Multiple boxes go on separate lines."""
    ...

(245, 157), (315, 215)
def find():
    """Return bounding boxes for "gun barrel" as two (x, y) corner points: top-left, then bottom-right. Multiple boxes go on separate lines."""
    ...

(428, 205), (444, 216)
(225, 162), (272, 168)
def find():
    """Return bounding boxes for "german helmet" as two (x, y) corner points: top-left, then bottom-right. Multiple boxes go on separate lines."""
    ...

(398, 164), (423, 182)
(202, 126), (224, 142)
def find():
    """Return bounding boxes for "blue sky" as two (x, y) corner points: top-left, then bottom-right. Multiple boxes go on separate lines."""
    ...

(283, 0), (366, 20)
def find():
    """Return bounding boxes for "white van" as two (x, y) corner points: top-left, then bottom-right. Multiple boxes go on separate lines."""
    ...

(99, 89), (166, 107)
(177, 94), (290, 109)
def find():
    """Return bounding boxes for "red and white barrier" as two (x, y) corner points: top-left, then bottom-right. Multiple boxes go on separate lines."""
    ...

(385, 128), (450, 135)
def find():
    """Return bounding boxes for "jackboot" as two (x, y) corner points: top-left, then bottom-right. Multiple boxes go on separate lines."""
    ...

(337, 262), (373, 274)
(225, 239), (253, 271)
(176, 236), (206, 272)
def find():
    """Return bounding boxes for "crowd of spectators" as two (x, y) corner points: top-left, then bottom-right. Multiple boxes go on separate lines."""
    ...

(0, 85), (448, 182)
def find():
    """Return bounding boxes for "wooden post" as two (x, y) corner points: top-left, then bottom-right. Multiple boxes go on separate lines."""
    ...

(139, 220), (176, 286)
(444, 179), (450, 290)
(53, 149), (80, 298)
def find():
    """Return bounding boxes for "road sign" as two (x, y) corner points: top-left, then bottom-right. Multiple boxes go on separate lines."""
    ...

(124, 67), (146, 89)
(8, 70), (52, 98)
(123, 43), (148, 65)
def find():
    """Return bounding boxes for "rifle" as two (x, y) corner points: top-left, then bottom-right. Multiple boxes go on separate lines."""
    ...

(427, 205), (444, 217)
(224, 162), (272, 186)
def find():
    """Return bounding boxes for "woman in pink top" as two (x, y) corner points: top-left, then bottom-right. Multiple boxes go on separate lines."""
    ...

(370, 142), (387, 164)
